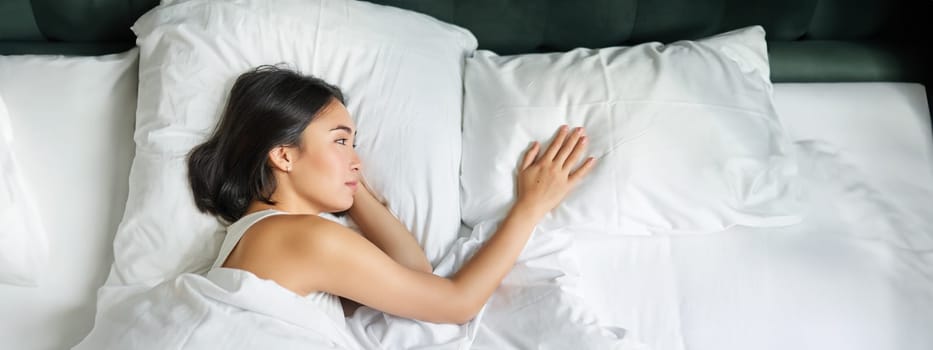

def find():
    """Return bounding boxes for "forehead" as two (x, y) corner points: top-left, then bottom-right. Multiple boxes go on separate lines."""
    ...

(311, 100), (355, 130)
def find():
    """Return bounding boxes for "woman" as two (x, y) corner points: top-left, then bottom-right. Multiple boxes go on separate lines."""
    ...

(187, 65), (595, 325)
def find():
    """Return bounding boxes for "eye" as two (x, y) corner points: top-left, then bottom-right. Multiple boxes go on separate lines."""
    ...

(336, 138), (348, 145)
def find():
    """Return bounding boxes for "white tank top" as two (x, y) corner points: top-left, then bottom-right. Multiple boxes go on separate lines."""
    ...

(210, 209), (345, 324)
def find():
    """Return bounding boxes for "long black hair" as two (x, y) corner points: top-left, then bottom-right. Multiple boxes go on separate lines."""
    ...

(188, 65), (345, 223)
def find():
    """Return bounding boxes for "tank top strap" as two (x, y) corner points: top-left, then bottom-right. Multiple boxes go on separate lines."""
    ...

(211, 209), (289, 270)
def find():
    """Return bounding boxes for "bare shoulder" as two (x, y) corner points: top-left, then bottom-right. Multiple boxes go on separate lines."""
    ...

(226, 214), (358, 295)
(245, 214), (359, 257)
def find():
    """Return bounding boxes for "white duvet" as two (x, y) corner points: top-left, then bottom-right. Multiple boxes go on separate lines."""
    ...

(75, 218), (646, 350)
(75, 268), (360, 349)
(574, 140), (933, 350)
(75, 140), (931, 349)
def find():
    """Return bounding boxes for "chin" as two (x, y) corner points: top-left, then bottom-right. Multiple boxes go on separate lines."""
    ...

(327, 200), (354, 217)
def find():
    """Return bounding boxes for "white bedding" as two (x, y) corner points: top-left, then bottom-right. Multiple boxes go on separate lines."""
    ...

(776, 83), (933, 222)
(573, 83), (933, 350)
(576, 218), (933, 350)
(0, 64), (930, 349)
(74, 268), (362, 349)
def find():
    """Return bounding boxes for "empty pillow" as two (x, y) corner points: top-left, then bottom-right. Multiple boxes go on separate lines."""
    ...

(461, 26), (801, 235)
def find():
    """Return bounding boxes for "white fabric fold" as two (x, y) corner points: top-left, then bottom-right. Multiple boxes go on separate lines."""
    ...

(74, 269), (361, 349)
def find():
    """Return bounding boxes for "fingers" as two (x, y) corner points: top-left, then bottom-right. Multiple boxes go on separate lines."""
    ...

(521, 141), (540, 170)
(569, 157), (596, 184)
(535, 125), (591, 174)
(543, 125), (569, 162)
(562, 134), (588, 171)
(554, 127), (584, 166)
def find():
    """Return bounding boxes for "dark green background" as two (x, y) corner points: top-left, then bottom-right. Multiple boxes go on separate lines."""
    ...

(1, 0), (930, 84)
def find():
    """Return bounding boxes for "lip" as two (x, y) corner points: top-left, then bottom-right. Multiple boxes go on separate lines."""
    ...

(345, 181), (358, 189)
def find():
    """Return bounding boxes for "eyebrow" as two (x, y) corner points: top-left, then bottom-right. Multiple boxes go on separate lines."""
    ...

(329, 125), (356, 135)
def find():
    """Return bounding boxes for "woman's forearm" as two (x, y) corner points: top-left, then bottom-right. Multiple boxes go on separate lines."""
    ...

(348, 186), (433, 273)
(449, 202), (543, 316)
(349, 186), (542, 321)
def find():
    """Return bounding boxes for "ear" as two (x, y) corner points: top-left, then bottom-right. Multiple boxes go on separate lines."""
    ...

(268, 145), (294, 172)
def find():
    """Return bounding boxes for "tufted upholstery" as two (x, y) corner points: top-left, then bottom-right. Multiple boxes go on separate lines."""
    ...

(0, 0), (157, 55)
(0, 0), (930, 84)
(0, 0), (156, 42)
(376, 0), (923, 53)
(371, 0), (931, 85)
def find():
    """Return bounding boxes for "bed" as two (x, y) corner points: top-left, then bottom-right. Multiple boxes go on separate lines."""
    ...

(1, 0), (931, 349)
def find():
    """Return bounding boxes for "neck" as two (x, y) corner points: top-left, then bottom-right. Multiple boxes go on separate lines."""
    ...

(244, 182), (321, 217)
(244, 199), (320, 216)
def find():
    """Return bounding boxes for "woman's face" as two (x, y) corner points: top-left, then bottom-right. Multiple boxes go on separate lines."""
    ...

(287, 100), (361, 213)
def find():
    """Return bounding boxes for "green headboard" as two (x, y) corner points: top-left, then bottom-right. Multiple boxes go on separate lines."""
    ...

(1, 0), (930, 85)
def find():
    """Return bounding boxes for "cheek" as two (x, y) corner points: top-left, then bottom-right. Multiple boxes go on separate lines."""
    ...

(303, 148), (345, 180)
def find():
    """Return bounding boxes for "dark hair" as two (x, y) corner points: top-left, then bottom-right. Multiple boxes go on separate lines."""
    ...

(188, 65), (345, 223)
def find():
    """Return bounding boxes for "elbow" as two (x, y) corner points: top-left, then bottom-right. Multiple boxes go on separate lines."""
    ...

(421, 300), (477, 324)
(432, 281), (485, 324)
(447, 291), (486, 324)
(445, 304), (480, 325)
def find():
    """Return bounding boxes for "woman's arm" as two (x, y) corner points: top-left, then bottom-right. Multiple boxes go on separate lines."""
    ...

(347, 182), (433, 274)
(301, 126), (594, 324)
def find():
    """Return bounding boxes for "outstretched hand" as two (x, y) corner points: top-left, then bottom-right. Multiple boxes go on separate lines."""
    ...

(514, 125), (596, 219)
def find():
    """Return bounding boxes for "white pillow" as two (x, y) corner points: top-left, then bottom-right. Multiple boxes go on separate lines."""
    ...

(108, 0), (476, 285)
(0, 50), (138, 348)
(461, 26), (801, 234)
(0, 93), (48, 286)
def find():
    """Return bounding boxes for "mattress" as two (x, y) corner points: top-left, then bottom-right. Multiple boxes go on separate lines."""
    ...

(0, 79), (929, 349)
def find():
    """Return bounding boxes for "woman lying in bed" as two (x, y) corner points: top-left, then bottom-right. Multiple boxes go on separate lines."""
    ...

(186, 65), (596, 325)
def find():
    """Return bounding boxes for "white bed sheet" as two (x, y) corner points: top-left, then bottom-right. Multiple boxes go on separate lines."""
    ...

(573, 83), (933, 350)
(776, 83), (933, 223)
(0, 51), (137, 350)
(576, 222), (933, 350)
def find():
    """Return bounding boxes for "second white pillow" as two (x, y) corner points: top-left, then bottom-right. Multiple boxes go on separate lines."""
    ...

(461, 26), (801, 234)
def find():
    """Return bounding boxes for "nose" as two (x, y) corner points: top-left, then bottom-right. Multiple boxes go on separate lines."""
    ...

(350, 150), (362, 173)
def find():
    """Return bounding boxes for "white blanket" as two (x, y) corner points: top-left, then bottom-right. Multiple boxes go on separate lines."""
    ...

(573, 140), (933, 350)
(75, 218), (646, 350)
(75, 268), (361, 349)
